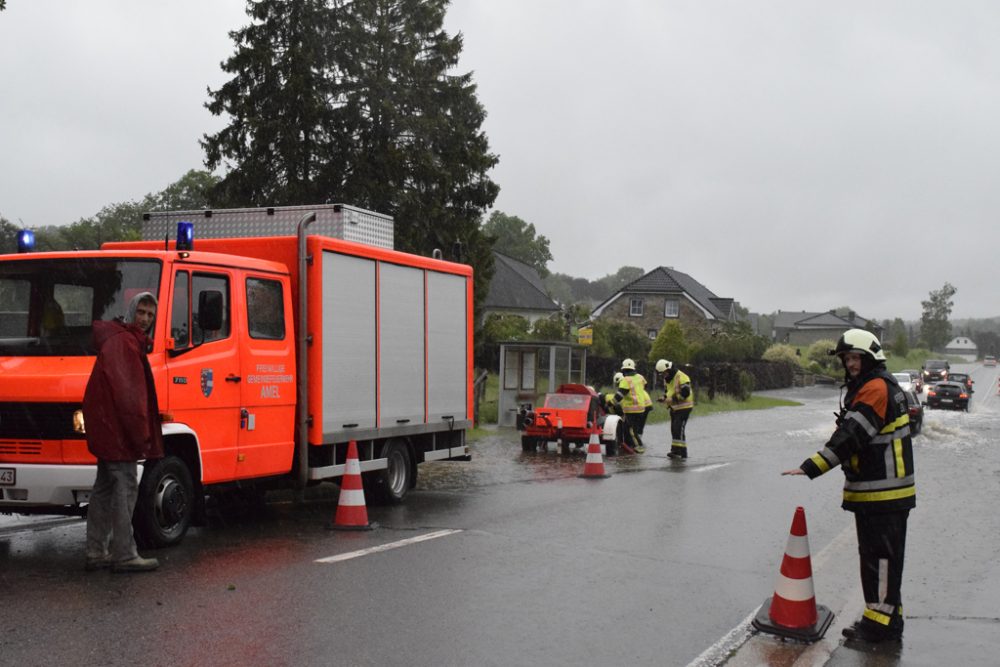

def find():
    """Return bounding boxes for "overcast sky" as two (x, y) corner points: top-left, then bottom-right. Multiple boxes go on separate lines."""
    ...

(2, 1), (998, 321)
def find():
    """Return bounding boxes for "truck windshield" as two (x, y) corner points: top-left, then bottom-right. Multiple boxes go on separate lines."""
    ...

(0, 258), (161, 356)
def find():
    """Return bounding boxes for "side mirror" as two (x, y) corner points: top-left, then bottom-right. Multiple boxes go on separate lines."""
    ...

(198, 290), (224, 332)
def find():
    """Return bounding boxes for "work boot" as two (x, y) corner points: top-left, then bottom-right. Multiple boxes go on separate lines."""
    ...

(83, 555), (112, 572)
(634, 445), (646, 454)
(112, 556), (160, 573)
(842, 617), (903, 643)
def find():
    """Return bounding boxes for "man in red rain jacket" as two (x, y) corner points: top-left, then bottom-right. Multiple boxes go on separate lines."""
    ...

(83, 291), (164, 573)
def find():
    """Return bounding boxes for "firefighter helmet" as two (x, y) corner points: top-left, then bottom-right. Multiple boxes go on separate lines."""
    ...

(613, 372), (624, 385)
(831, 329), (886, 362)
(655, 359), (672, 374)
(621, 358), (636, 371)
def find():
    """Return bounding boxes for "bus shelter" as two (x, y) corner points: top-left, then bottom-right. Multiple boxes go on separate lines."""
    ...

(497, 341), (587, 428)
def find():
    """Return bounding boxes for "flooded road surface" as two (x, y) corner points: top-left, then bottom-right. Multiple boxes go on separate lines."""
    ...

(2, 364), (999, 666)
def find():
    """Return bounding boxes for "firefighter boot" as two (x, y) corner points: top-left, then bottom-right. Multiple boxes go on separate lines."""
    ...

(112, 556), (160, 573)
(842, 613), (904, 642)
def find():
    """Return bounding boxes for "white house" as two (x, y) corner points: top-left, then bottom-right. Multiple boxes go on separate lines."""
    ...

(944, 336), (978, 362)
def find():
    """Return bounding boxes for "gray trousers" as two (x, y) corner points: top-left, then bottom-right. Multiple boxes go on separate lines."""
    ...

(86, 460), (140, 562)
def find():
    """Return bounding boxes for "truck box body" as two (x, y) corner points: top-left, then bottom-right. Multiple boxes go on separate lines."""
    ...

(171, 235), (474, 456)
(0, 205), (472, 546)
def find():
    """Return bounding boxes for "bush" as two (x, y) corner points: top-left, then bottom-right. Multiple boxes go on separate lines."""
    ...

(806, 339), (838, 371)
(763, 343), (799, 365)
(649, 320), (689, 364)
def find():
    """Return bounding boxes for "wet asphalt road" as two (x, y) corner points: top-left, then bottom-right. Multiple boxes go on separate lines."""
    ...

(2, 364), (999, 666)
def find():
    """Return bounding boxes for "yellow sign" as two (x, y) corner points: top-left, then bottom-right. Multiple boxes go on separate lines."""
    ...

(577, 326), (593, 346)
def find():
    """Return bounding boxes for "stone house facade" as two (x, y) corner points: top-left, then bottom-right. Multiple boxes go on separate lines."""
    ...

(590, 266), (737, 338)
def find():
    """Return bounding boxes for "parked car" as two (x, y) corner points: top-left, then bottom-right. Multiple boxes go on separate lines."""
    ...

(984, 355), (997, 367)
(921, 359), (950, 383)
(892, 372), (914, 393)
(904, 388), (923, 435)
(948, 372), (974, 393)
(926, 381), (970, 411)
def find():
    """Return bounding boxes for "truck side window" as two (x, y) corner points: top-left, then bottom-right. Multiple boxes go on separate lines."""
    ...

(192, 273), (230, 343)
(171, 271), (190, 347)
(246, 277), (285, 340)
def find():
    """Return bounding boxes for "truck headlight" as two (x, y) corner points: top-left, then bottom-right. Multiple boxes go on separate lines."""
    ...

(73, 410), (86, 434)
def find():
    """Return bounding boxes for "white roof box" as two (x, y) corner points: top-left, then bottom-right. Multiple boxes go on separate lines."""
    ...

(141, 203), (394, 250)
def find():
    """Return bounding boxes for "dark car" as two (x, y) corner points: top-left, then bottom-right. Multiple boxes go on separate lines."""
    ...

(947, 372), (974, 394)
(921, 359), (950, 383)
(926, 381), (969, 411)
(903, 388), (923, 435)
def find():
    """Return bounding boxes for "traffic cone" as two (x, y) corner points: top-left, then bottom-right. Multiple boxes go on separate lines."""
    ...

(578, 432), (611, 478)
(752, 506), (833, 642)
(331, 440), (375, 531)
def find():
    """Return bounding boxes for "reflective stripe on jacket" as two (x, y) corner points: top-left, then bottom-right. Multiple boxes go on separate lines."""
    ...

(801, 370), (915, 514)
(666, 370), (695, 410)
(616, 373), (651, 414)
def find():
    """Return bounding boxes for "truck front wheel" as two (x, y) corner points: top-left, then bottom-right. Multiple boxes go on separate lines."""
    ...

(133, 456), (194, 549)
(365, 439), (413, 505)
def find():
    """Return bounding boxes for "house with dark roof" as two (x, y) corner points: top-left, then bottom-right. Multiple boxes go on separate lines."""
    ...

(482, 252), (561, 324)
(772, 310), (883, 347)
(944, 336), (977, 361)
(590, 266), (738, 339)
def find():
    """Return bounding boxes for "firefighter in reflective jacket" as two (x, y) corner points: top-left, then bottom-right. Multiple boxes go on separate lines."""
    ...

(614, 358), (652, 453)
(655, 359), (694, 459)
(600, 372), (636, 455)
(783, 329), (915, 643)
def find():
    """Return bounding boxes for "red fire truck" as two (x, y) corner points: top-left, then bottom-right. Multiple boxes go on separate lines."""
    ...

(0, 204), (473, 547)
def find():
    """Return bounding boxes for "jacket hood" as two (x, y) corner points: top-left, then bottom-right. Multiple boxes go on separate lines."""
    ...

(125, 291), (158, 326)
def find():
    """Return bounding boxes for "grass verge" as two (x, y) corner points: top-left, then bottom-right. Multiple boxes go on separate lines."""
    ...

(469, 392), (802, 439)
(645, 394), (802, 425)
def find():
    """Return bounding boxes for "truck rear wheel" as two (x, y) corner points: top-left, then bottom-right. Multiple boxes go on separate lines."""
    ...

(365, 439), (413, 505)
(133, 455), (194, 549)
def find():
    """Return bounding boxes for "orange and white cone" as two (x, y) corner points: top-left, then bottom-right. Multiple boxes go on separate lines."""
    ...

(752, 506), (833, 642)
(578, 432), (610, 478)
(332, 440), (375, 531)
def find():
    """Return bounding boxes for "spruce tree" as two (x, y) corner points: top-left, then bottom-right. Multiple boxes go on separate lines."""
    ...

(203, 0), (499, 302)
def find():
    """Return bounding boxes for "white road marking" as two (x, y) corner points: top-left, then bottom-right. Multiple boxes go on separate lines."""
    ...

(686, 521), (857, 667)
(691, 463), (731, 473)
(315, 529), (462, 564)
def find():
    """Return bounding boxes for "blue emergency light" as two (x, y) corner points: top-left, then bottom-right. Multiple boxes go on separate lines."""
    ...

(176, 221), (194, 251)
(17, 229), (35, 253)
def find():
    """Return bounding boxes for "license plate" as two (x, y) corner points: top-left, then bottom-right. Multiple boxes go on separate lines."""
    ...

(941, 398), (952, 404)
(0, 468), (14, 486)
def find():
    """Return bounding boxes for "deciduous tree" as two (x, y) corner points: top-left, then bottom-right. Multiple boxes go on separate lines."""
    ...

(482, 211), (552, 277)
(920, 282), (956, 351)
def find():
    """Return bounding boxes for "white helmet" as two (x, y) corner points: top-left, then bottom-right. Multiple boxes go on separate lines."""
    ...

(621, 358), (636, 371)
(655, 359), (672, 373)
(613, 372), (624, 385)
(832, 329), (886, 362)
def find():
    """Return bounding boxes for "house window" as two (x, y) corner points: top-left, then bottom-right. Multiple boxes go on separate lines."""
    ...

(664, 299), (679, 318)
(648, 329), (658, 340)
(630, 298), (644, 317)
